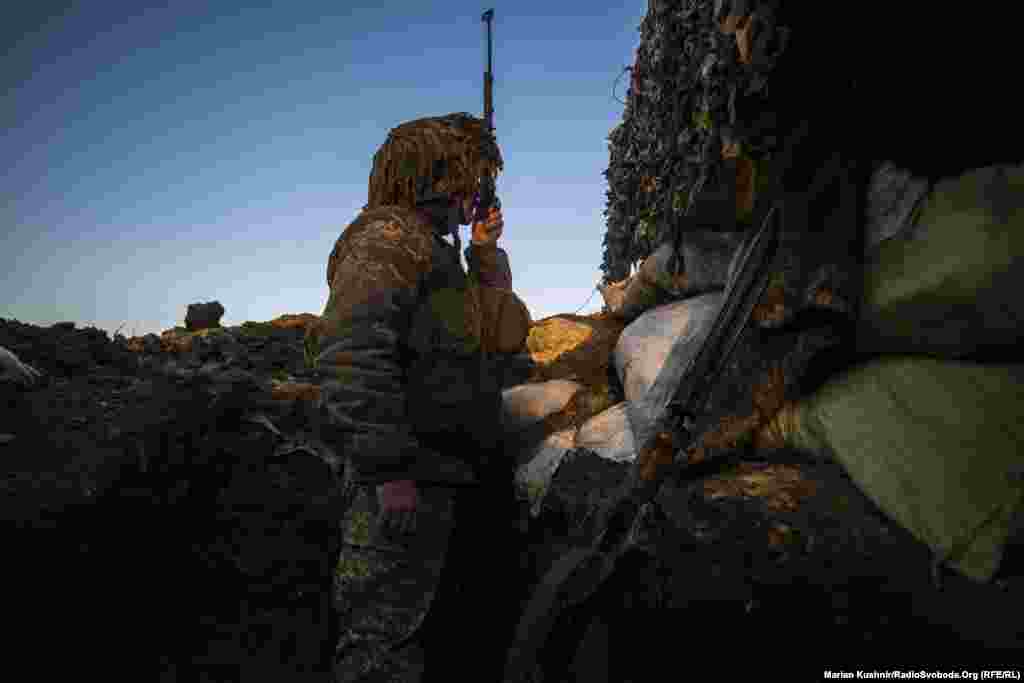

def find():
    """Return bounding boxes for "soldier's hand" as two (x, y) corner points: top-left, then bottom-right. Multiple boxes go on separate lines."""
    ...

(0, 346), (43, 388)
(471, 207), (504, 246)
(377, 479), (419, 535)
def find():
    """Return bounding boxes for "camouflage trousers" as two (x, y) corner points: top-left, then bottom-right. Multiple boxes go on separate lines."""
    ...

(333, 484), (458, 682)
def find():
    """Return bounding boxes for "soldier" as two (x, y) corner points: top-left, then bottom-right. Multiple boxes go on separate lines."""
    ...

(306, 112), (519, 681)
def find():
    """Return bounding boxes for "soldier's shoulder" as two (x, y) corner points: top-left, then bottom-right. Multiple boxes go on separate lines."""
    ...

(327, 205), (435, 287)
(344, 205), (432, 239)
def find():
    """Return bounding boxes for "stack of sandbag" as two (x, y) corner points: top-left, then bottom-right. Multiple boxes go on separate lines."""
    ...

(613, 292), (722, 452)
(765, 161), (1024, 582)
(504, 314), (630, 516)
(771, 356), (1024, 583)
(508, 296), (726, 532)
(525, 295), (720, 540)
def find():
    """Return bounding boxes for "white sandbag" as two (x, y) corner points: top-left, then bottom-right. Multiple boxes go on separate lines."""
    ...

(501, 379), (583, 432)
(615, 243), (682, 321)
(574, 403), (636, 463)
(514, 429), (576, 518)
(600, 236), (740, 322)
(613, 292), (722, 451)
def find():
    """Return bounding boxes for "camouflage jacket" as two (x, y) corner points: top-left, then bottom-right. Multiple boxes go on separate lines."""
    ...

(307, 205), (506, 486)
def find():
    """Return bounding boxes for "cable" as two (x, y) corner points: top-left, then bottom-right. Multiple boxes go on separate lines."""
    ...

(611, 65), (632, 106)
(572, 286), (600, 315)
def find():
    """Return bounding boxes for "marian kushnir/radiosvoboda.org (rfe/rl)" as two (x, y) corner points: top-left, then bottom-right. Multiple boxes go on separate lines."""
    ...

(823, 671), (1021, 681)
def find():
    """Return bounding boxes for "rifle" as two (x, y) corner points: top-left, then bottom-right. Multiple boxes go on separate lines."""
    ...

(474, 8), (501, 223)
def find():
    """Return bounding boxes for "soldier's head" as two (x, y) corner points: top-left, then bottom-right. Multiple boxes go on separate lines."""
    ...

(366, 112), (503, 224)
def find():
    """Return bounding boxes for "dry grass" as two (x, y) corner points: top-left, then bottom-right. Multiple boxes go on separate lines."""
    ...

(269, 381), (321, 402)
(525, 313), (626, 389)
(751, 283), (787, 324)
(686, 364), (789, 464)
(267, 313), (319, 331)
(702, 462), (819, 513)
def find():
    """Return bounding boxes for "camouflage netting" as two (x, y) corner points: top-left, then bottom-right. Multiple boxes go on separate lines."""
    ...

(600, 0), (790, 283)
(367, 112), (504, 210)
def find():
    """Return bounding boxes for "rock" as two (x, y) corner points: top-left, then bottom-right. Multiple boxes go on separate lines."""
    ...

(185, 300), (225, 332)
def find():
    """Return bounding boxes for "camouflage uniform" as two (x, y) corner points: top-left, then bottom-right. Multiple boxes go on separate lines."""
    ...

(305, 114), (515, 680)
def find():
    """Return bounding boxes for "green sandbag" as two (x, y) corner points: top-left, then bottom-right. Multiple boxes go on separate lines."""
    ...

(790, 356), (1024, 582)
(857, 163), (1024, 358)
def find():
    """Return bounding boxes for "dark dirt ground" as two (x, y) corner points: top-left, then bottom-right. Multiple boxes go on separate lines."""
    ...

(2, 317), (342, 681)
(520, 454), (1024, 680)
(3, 316), (1021, 681)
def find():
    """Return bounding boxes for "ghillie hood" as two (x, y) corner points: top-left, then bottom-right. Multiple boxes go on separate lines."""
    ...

(367, 112), (503, 210)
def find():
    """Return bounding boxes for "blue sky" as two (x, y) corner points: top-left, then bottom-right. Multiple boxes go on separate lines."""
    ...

(4, 1), (646, 338)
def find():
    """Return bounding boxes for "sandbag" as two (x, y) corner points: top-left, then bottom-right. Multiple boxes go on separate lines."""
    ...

(863, 161), (931, 252)
(612, 293), (722, 450)
(472, 285), (532, 354)
(514, 429), (576, 518)
(858, 162), (1024, 358)
(614, 243), (687, 321)
(788, 356), (1024, 582)
(501, 379), (584, 433)
(574, 403), (636, 463)
(598, 235), (741, 322)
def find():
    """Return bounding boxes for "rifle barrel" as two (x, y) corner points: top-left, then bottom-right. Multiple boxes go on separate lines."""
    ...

(482, 9), (494, 129)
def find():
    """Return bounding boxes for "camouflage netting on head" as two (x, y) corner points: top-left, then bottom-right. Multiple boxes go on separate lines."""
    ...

(367, 112), (504, 210)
